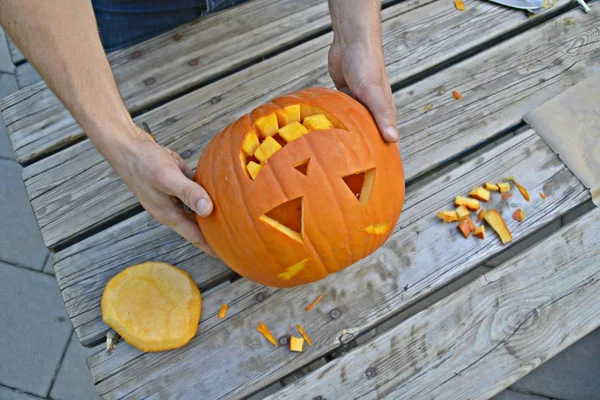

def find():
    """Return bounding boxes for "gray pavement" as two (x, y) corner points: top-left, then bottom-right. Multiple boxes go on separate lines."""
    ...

(0, 26), (597, 400)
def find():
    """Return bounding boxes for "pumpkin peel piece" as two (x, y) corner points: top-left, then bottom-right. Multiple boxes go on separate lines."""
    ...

(305, 294), (324, 311)
(296, 324), (313, 346)
(101, 261), (201, 353)
(483, 209), (513, 244)
(256, 322), (278, 347)
(505, 177), (530, 201)
(218, 303), (228, 319)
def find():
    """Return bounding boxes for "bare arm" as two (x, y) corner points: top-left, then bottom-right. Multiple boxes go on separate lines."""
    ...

(0, 0), (215, 254)
(327, 0), (398, 142)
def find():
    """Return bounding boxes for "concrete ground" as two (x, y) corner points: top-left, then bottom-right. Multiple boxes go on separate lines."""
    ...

(0, 27), (598, 400)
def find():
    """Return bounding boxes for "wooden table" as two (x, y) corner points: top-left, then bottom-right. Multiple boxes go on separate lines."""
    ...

(2, 0), (599, 398)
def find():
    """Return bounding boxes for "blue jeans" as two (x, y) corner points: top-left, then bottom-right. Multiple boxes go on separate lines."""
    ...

(92, 0), (250, 52)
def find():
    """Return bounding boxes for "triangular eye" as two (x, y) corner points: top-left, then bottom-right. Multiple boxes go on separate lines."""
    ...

(342, 168), (376, 208)
(259, 197), (304, 243)
(293, 158), (310, 176)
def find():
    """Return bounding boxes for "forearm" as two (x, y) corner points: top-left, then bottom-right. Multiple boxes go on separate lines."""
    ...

(327, 0), (382, 47)
(0, 0), (140, 158)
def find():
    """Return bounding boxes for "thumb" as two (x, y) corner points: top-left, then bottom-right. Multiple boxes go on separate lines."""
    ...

(353, 78), (399, 143)
(161, 172), (214, 217)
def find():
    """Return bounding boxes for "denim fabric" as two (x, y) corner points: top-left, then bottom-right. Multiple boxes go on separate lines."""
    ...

(93, 0), (250, 52)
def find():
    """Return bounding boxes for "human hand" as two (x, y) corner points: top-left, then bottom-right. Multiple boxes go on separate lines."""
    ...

(328, 40), (398, 143)
(327, 0), (398, 143)
(102, 124), (216, 256)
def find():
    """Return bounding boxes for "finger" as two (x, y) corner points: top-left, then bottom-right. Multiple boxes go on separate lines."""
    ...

(159, 170), (214, 217)
(167, 207), (217, 256)
(167, 149), (195, 180)
(328, 44), (347, 90)
(353, 77), (399, 143)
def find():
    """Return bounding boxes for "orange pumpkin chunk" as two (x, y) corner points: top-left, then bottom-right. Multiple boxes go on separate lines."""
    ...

(477, 209), (485, 222)
(455, 195), (480, 211)
(456, 205), (470, 220)
(303, 114), (334, 131)
(465, 217), (476, 232)
(454, 0), (466, 11)
(457, 219), (472, 238)
(305, 294), (323, 311)
(278, 121), (309, 143)
(469, 186), (490, 202)
(438, 210), (459, 223)
(362, 223), (391, 235)
(484, 209), (513, 244)
(101, 261), (201, 353)
(242, 132), (260, 156)
(290, 336), (304, 352)
(513, 208), (525, 222)
(539, 192), (548, 200)
(484, 182), (499, 192)
(474, 225), (485, 239)
(497, 182), (511, 193)
(218, 303), (228, 319)
(247, 161), (262, 180)
(276, 105), (301, 126)
(254, 136), (282, 163)
(501, 193), (513, 201)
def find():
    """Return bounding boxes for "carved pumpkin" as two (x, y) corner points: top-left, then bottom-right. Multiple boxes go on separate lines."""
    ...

(194, 87), (405, 288)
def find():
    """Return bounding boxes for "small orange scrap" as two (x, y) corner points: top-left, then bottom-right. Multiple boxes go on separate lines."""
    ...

(457, 219), (472, 238)
(218, 303), (228, 319)
(256, 322), (278, 347)
(513, 208), (525, 222)
(454, 0), (466, 11)
(305, 294), (324, 312)
(505, 177), (530, 201)
(501, 193), (513, 201)
(452, 90), (463, 99)
(539, 192), (547, 200)
(296, 324), (313, 347)
(477, 209), (485, 222)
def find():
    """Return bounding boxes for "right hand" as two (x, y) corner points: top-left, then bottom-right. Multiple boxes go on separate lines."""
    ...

(102, 124), (217, 256)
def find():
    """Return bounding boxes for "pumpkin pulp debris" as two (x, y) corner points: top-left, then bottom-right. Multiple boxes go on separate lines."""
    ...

(290, 336), (304, 352)
(505, 177), (530, 201)
(101, 261), (201, 353)
(484, 209), (513, 244)
(218, 303), (228, 319)
(256, 322), (278, 346)
(296, 324), (313, 346)
(305, 294), (324, 311)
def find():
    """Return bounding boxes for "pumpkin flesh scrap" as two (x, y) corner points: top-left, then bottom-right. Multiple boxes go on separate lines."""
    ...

(456, 205), (470, 220)
(296, 324), (313, 346)
(505, 177), (530, 201)
(305, 294), (323, 311)
(469, 186), (490, 202)
(484, 209), (513, 244)
(256, 322), (278, 346)
(455, 196), (480, 211)
(101, 261), (201, 353)
(290, 336), (304, 352)
(438, 210), (459, 223)
(218, 303), (228, 319)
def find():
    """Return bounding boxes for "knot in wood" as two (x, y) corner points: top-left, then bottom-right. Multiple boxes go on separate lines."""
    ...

(180, 149), (193, 159)
(144, 77), (156, 86)
(255, 292), (267, 302)
(131, 50), (141, 59)
(189, 58), (199, 66)
(329, 308), (342, 319)
(313, 397), (324, 400)
(173, 33), (184, 41)
(210, 96), (221, 105)
(365, 366), (377, 379)
(278, 336), (289, 346)
(165, 117), (177, 126)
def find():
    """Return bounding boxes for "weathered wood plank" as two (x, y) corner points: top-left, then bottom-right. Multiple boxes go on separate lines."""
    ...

(0, 0), (412, 163)
(86, 131), (591, 399)
(269, 207), (600, 400)
(14, 62), (41, 89)
(5, 34), (25, 65)
(24, 0), (588, 248)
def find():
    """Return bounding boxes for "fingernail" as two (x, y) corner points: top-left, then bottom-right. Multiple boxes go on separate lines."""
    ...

(196, 198), (208, 216)
(384, 126), (399, 141)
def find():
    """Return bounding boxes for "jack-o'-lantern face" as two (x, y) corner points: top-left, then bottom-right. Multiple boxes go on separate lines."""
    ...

(195, 88), (405, 288)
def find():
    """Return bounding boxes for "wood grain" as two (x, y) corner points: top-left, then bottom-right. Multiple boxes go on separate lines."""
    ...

(268, 207), (600, 400)
(0, 0), (410, 163)
(23, 0), (591, 248)
(86, 131), (591, 399)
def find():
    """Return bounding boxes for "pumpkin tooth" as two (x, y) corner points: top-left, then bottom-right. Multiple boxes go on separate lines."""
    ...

(246, 161), (262, 180)
(276, 105), (301, 126)
(254, 136), (282, 163)
(303, 114), (334, 131)
(278, 121), (308, 143)
(242, 132), (260, 156)
(255, 112), (279, 138)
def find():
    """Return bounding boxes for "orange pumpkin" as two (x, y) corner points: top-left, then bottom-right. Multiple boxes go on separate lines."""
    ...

(194, 87), (405, 288)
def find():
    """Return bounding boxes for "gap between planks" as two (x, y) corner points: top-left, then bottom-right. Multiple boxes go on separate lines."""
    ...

(21, 0), (591, 249)
(86, 131), (591, 399)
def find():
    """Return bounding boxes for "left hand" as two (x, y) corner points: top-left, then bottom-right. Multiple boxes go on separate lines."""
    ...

(328, 40), (399, 143)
